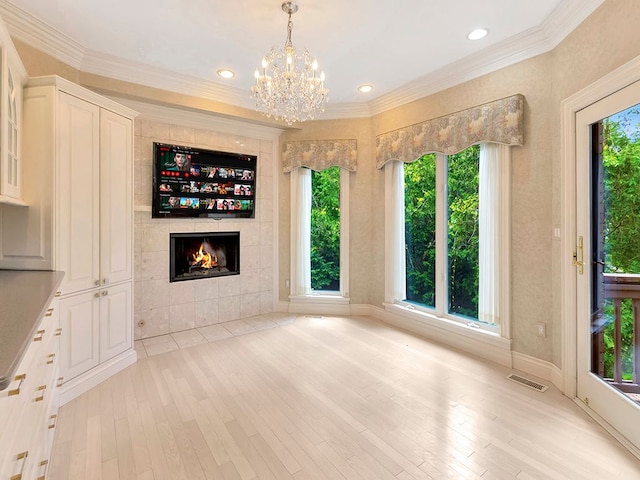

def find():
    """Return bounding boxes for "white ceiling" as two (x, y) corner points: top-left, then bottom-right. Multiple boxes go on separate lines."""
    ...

(0, 0), (604, 118)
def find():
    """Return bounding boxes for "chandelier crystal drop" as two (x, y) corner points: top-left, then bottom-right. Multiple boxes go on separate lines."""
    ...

(251, 1), (329, 125)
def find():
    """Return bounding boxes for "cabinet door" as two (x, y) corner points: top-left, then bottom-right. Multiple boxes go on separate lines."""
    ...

(57, 92), (100, 294)
(100, 109), (133, 286)
(59, 290), (100, 381)
(0, 65), (22, 200)
(99, 281), (132, 362)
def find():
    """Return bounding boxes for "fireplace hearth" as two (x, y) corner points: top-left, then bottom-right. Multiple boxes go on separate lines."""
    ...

(170, 231), (240, 282)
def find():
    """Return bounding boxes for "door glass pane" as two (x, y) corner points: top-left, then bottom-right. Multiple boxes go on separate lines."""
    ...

(447, 145), (479, 319)
(404, 154), (437, 308)
(592, 104), (640, 401)
(310, 166), (340, 291)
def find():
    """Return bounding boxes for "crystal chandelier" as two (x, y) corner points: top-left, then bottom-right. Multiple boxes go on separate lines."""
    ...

(251, 1), (329, 125)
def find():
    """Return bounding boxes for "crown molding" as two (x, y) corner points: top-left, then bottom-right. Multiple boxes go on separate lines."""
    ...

(111, 96), (283, 141)
(368, 0), (605, 115)
(0, 0), (84, 68)
(81, 49), (256, 110)
(322, 101), (372, 120)
(0, 0), (604, 119)
(544, 0), (605, 46)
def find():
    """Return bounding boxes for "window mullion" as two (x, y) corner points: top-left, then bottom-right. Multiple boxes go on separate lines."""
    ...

(435, 153), (447, 316)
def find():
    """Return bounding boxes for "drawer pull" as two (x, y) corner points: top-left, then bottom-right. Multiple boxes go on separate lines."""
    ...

(57, 376), (64, 387)
(33, 329), (45, 342)
(9, 450), (28, 480)
(54, 290), (61, 297)
(35, 384), (46, 402)
(44, 308), (54, 317)
(54, 328), (62, 336)
(94, 292), (101, 298)
(8, 374), (26, 396)
(48, 414), (58, 429)
(102, 290), (108, 296)
(37, 459), (49, 480)
(47, 353), (56, 365)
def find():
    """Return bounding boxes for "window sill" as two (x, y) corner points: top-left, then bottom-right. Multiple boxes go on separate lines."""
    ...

(290, 294), (350, 305)
(383, 302), (510, 359)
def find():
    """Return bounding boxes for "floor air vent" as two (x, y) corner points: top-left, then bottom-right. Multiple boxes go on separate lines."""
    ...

(506, 374), (549, 392)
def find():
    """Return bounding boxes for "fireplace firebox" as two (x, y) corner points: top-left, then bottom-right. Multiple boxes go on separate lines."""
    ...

(170, 231), (240, 282)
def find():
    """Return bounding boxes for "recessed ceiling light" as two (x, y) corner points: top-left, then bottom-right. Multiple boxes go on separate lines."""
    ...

(358, 84), (374, 93)
(467, 28), (488, 40)
(217, 68), (235, 79)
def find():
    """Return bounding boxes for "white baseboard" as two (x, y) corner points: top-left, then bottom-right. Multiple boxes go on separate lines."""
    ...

(550, 363), (564, 391)
(276, 300), (290, 312)
(511, 351), (563, 390)
(278, 301), (379, 317)
(58, 349), (138, 405)
(348, 304), (372, 316)
(282, 296), (352, 315)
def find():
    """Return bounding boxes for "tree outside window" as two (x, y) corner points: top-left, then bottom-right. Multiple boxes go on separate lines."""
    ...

(404, 145), (480, 321)
(311, 166), (341, 291)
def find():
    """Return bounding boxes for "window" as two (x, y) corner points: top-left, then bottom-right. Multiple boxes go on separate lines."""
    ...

(405, 146), (480, 319)
(311, 166), (341, 291)
(387, 143), (509, 334)
(290, 167), (349, 299)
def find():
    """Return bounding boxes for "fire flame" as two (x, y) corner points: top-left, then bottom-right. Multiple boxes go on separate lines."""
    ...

(192, 242), (218, 269)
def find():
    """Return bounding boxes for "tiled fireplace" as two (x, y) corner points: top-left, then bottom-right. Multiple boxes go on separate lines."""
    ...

(170, 231), (240, 282)
(133, 114), (276, 340)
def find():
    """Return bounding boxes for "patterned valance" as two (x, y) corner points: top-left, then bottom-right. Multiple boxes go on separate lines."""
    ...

(376, 94), (524, 169)
(282, 139), (357, 173)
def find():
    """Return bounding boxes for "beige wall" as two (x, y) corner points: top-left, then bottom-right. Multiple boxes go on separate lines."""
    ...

(279, 118), (376, 305)
(282, 0), (640, 365)
(9, 0), (640, 365)
(547, 0), (640, 366)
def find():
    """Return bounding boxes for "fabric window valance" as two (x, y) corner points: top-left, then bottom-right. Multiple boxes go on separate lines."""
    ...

(282, 139), (357, 173)
(376, 94), (524, 169)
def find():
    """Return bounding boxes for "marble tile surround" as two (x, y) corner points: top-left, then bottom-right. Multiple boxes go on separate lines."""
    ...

(133, 118), (277, 340)
(135, 312), (297, 357)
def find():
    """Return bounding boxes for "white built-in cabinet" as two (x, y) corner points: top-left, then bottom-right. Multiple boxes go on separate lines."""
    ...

(0, 14), (27, 205)
(2, 76), (138, 404)
(59, 282), (132, 382)
(55, 92), (133, 293)
(0, 295), (61, 480)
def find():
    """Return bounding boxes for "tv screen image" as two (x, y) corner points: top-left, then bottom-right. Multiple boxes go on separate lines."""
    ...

(152, 143), (257, 219)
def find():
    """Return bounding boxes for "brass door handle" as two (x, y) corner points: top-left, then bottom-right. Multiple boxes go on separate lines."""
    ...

(10, 450), (28, 480)
(573, 235), (584, 275)
(8, 374), (26, 396)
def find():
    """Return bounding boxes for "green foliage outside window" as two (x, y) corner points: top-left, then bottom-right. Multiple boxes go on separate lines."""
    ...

(405, 154), (437, 307)
(447, 146), (480, 318)
(310, 167), (340, 291)
(404, 146), (480, 319)
(600, 111), (640, 380)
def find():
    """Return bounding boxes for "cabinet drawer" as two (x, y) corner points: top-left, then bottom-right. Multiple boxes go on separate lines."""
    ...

(0, 298), (60, 477)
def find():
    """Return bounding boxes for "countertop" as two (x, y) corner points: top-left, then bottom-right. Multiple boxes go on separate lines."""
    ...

(0, 270), (64, 390)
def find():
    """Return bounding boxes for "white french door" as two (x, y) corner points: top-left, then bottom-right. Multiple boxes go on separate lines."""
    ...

(575, 79), (640, 450)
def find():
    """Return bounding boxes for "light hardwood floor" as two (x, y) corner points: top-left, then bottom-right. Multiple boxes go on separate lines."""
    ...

(49, 314), (640, 479)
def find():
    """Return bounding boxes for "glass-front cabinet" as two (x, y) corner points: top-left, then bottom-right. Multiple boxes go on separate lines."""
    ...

(0, 18), (27, 205)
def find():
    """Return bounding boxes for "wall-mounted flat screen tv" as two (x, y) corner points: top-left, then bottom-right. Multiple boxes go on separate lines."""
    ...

(152, 142), (257, 219)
